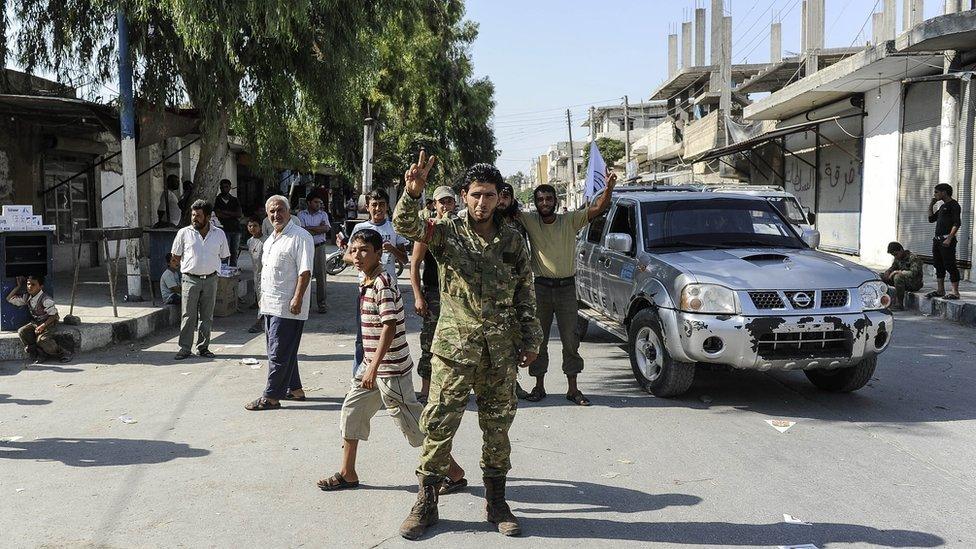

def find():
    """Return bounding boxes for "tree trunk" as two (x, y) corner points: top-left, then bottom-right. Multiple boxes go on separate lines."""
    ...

(182, 110), (230, 224)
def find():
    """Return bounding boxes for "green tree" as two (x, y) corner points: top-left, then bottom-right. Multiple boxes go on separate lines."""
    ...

(8, 0), (413, 216)
(505, 171), (527, 189)
(582, 137), (626, 169)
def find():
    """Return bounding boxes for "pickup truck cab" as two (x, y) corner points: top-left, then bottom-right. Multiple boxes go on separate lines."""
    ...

(576, 190), (893, 397)
(703, 185), (820, 248)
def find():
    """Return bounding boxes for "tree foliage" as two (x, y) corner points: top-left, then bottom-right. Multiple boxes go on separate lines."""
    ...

(583, 137), (626, 168)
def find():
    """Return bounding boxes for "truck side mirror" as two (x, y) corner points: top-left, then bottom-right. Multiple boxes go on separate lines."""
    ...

(606, 232), (634, 254)
(801, 227), (820, 248)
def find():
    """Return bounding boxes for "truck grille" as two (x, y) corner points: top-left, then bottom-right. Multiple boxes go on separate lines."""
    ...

(821, 289), (849, 308)
(757, 330), (850, 359)
(784, 291), (814, 309)
(749, 291), (785, 309)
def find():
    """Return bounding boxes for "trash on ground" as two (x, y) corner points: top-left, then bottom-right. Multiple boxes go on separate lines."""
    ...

(241, 358), (260, 366)
(783, 514), (812, 526)
(0, 436), (23, 443)
(15, 488), (25, 492)
(617, 459), (634, 464)
(181, 372), (191, 376)
(118, 415), (138, 424)
(601, 472), (620, 479)
(55, 383), (73, 388)
(766, 419), (796, 433)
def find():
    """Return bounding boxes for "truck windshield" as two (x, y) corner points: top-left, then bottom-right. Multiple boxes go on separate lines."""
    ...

(766, 196), (807, 225)
(642, 198), (805, 250)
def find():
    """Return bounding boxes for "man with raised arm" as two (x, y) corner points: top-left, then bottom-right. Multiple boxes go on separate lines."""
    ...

(393, 152), (543, 540)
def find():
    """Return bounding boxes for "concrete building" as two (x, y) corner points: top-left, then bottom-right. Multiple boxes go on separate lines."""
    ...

(582, 102), (668, 143)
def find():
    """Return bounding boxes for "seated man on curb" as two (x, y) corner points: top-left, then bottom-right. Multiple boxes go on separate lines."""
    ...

(881, 241), (923, 311)
(6, 275), (71, 364)
(316, 229), (466, 494)
(160, 253), (182, 306)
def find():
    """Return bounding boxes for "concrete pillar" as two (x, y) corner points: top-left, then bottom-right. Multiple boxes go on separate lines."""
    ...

(904, 0), (924, 30)
(771, 22), (782, 62)
(668, 33), (679, 78)
(694, 8), (706, 66)
(711, 0), (723, 65)
(883, 0), (897, 40)
(801, 0), (807, 52)
(805, 0), (824, 75)
(872, 12), (883, 44)
(682, 21), (693, 68)
(943, 0), (961, 13)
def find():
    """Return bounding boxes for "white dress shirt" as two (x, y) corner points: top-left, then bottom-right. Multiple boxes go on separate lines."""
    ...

(260, 219), (315, 320)
(171, 225), (230, 275)
(157, 190), (181, 225)
(297, 209), (331, 246)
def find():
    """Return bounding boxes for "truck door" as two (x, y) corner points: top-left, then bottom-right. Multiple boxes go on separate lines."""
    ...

(598, 201), (640, 322)
(577, 208), (610, 311)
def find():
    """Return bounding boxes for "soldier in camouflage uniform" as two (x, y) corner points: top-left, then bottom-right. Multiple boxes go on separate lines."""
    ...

(881, 241), (924, 310)
(394, 152), (543, 540)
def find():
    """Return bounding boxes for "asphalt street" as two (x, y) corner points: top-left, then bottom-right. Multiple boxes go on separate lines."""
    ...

(1, 271), (974, 548)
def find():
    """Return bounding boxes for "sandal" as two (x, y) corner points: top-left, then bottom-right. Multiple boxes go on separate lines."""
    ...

(515, 383), (530, 400)
(283, 391), (306, 401)
(244, 397), (281, 411)
(566, 391), (591, 406)
(317, 472), (359, 491)
(525, 387), (547, 402)
(439, 477), (468, 495)
(945, 293), (960, 300)
(924, 290), (945, 298)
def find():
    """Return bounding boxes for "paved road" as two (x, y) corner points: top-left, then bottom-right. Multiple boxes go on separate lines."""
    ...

(1, 273), (974, 548)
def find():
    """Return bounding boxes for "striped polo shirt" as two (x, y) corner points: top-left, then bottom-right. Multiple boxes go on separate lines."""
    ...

(358, 271), (413, 377)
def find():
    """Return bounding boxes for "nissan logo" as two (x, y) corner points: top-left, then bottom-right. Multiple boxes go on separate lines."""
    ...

(792, 292), (812, 308)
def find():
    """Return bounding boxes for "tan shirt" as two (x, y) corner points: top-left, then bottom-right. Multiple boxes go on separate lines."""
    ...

(518, 210), (589, 278)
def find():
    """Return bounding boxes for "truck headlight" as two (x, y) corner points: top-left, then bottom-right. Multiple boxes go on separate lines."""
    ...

(680, 284), (738, 314)
(859, 281), (891, 310)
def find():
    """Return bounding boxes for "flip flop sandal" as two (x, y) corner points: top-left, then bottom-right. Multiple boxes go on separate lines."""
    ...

(945, 294), (960, 300)
(244, 397), (281, 411)
(566, 391), (591, 406)
(439, 477), (468, 495)
(283, 392), (307, 401)
(317, 472), (360, 491)
(525, 387), (547, 402)
(924, 290), (945, 298)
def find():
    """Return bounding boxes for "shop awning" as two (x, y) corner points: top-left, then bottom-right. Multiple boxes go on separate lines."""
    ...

(693, 119), (825, 162)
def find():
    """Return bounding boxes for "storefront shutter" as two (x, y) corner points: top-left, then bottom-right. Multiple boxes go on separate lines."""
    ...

(816, 116), (863, 254)
(898, 81), (942, 260)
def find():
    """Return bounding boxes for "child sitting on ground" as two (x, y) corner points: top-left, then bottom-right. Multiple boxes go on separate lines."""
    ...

(6, 275), (71, 364)
(316, 229), (466, 494)
(246, 217), (265, 333)
(160, 253), (182, 305)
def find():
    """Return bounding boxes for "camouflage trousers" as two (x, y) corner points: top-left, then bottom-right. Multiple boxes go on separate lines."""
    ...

(417, 341), (517, 483)
(417, 287), (441, 381)
(892, 272), (923, 301)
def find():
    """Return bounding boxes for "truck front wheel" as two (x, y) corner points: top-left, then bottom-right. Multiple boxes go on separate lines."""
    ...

(628, 309), (695, 397)
(803, 356), (877, 392)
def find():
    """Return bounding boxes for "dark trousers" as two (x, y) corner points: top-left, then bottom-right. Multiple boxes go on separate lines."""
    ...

(530, 282), (584, 378)
(263, 315), (305, 399)
(933, 238), (961, 283)
(225, 231), (241, 266)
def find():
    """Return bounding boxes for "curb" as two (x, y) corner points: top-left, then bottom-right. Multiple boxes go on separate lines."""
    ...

(0, 305), (181, 361)
(902, 291), (976, 328)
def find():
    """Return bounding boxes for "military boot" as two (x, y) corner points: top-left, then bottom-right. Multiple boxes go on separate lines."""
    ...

(484, 476), (521, 536)
(399, 475), (439, 540)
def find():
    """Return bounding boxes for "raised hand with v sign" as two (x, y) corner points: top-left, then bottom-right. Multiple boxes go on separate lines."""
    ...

(404, 149), (437, 199)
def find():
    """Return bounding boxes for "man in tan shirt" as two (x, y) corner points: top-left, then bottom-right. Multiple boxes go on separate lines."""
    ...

(518, 171), (617, 406)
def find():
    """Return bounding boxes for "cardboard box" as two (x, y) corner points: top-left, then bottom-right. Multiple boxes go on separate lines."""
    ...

(1, 205), (32, 217)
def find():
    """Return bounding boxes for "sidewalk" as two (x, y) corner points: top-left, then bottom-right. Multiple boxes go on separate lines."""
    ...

(829, 252), (976, 328)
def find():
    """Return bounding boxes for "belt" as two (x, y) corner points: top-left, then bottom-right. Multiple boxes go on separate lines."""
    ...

(314, 242), (328, 248)
(183, 272), (217, 279)
(535, 276), (576, 288)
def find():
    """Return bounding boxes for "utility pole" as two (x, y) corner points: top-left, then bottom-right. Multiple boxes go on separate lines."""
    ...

(589, 106), (596, 143)
(623, 95), (631, 167)
(359, 116), (375, 211)
(117, 11), (141, 300)
(566, 109), (577, 208)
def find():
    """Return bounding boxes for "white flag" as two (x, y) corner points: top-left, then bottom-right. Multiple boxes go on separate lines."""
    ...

(584, 141), (606, 201)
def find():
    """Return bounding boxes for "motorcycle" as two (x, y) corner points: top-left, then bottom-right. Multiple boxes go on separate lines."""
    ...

(325, 233), (405, 277)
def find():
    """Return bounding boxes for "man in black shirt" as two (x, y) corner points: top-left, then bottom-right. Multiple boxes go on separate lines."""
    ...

(926, 183), (962, 300)
(214, 178), (243, 266)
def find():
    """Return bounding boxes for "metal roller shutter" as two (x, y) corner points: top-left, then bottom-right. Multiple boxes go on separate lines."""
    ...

(898, 81), (943, 260)
(816, 115), (863, 253)
(784, 130), (817, 212)
(955, 77), (974, 268)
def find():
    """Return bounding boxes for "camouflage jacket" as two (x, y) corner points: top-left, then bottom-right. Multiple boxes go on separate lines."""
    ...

(890, 251), (924, 287)
(394, 193), (543, 367)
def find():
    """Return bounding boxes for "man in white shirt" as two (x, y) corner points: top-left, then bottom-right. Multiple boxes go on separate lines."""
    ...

(245, 195), (314, 411)
(297, 195), (332, 313)
(171, 199), (230, 360)
(157, 175), (182, 227)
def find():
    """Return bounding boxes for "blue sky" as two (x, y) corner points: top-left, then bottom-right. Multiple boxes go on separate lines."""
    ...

(465, 0), (943, 176)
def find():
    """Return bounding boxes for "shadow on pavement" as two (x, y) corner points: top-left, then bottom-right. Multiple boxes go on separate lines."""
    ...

(506, 477), (701, 514)
(0, 393), (52, 405)
(0, 437), (209, 466)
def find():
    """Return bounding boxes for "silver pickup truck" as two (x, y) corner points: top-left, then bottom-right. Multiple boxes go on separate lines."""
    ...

(576, 189), (893, 397)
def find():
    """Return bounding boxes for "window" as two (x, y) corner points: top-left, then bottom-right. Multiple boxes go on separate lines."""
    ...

(641, 198), (805, 250)
(586, 210), (609, 244)
(606, 203), (636, 254)
(42, 154), (95, 244)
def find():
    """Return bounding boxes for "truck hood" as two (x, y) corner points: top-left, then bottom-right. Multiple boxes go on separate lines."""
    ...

(657, 248), (877, 290)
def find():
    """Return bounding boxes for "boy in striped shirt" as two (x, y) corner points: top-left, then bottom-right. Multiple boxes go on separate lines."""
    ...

(318, 229), (465, 492)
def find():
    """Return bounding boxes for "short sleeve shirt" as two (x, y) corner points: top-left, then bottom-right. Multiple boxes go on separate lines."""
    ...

(358, 271), (413, 378)
(350, 219), (408, 280)
(930, 200), (962, 237)
(214, 194), (242, 232)
(247, 236), (264, 275)
(260, 220), (315, 320)
(159, 269), (181, 301)
(7, 291), (58, 322)
(171, 225), (230, 275)
(518, 210), (590, 278)
(157, 190), (181, 226)
(297, 209), (331, 246)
